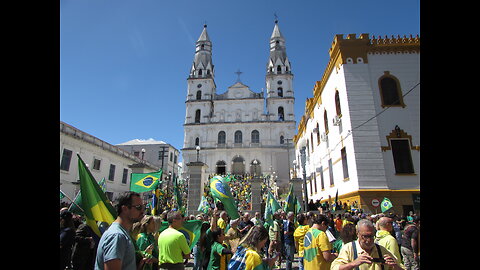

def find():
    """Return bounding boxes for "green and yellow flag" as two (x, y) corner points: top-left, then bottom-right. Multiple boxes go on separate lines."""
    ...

(209, 175), (240, 219)
(381, 197), (393, 213)
(197, 195), (210, 214)
(264, 190), (282, 227)
(69, 177), (106, 215)
(159, 219), (203, 249)
(284, 183), (295, 213)
(130, 170), (162, 193)
(77, 154), (117, 236)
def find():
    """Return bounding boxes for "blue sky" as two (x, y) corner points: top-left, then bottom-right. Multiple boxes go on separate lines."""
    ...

(60, 0), (420, 162)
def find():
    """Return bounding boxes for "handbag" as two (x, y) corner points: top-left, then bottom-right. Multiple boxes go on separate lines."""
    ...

(228, 245), (247, 270)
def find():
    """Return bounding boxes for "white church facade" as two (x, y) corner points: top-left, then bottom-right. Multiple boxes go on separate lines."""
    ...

(182, 21), (296, 188)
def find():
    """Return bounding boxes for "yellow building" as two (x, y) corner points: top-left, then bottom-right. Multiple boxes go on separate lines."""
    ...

(293, 34), (420, 216)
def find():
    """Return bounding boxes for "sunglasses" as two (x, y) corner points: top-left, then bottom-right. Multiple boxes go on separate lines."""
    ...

(130, 204), (145, 211)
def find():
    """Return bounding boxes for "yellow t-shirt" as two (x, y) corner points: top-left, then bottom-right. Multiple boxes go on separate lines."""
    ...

(245, 247), (267, 270)
(303, 228), (332, 270)
(293, 225), (310, 257)
(217, 218), (227, 231)
(331, 241), (402, 270)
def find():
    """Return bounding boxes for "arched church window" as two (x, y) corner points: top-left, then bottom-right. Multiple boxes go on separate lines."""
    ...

(335, 90), (342, 116)
(277, 65), (282, 73)
(198, 69), (202, 76)
(278, 107), (284, 121)
(195, 137), (199, 146)
(234, 130), (243, 144)
(277, 87), (283, 97)
(324, 110), (329, 134)
(378, 72), (405, 107)
(218, 131), (226, 144)
(196, 90), (202, 100)
(251, 130), (260, 144)
(195, 109), (201, 123)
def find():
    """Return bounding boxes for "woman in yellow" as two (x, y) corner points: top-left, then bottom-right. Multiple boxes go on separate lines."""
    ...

(232, 225), (279, 270)
(293, 213), (310, 270)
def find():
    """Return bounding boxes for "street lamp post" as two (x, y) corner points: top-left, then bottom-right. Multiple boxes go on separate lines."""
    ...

(141, 148), (146, 161)
(196, 146), (201, 162)
(300, 146), (308, 212)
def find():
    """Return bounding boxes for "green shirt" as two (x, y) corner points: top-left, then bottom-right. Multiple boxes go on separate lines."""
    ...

(157, 227), (191, 264)
(207, 242), (231, 270)
(136, 233), (158, 270)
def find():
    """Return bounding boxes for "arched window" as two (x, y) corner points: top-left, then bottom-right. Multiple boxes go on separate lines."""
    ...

(195, 137), (199, 146)
(218, 131), (226, 144)
(277, 87), (283, 97)
(280, 135), (285, 144)
(379, 72), (405, 107)
(316, 123), (320, 144)
(278, 107), (284, 121)
(198, 69), (202, 76)
(277, 65), (282, 73)
(324, 110), (329, 134)
(195, 109), (201, 123)
(234, 130), (243, 144)
(196, 90), (202, 100)
(335, 90), (342, 116)
(251, 130), (260, 144)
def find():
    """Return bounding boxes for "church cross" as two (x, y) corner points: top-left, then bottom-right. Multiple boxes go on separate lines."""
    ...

(235, 69), (243, 82)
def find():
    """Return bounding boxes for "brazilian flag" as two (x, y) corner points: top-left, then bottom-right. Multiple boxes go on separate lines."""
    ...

(159, 219), (203, 249)
(130, 170), (162, 193)
(381, 197), (393, 213)
(209, 175), (240, 219)
(264, 190), (282, 227)
(77, 154), (117, 236)
(284, 183), (296, 213)
(197, 195), (210, 214)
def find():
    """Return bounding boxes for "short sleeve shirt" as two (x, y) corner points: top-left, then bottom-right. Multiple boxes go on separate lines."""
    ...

(268, 220), (281, 241)
(207, 242), (231, 270)
(95, 222), (136, 270)
(293, 225), (310, 257)
(157, 227), (191, 264)
(245, 247), (268, 270)
(303, 228), (332, 270)
(331, 241), (399, 270)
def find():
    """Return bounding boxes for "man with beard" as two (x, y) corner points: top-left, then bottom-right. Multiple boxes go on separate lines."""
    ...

(95, 192), (148, 270)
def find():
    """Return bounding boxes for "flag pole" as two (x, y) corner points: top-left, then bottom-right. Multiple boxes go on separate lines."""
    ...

(60, 189), (85, 213)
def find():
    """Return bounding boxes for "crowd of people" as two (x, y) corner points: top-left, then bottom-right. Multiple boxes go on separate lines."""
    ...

(203, 174), (256, 212)
(60, 190), (420, 270)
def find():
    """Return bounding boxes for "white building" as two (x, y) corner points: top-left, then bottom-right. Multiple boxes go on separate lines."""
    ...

(182, 21), (296, 188)
(293, 34), (420, 215)
(60, 121), (160, 203)
(116, 139), (180, 185)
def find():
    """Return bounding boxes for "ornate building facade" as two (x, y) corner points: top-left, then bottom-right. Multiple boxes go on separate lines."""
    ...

(293, 34), (420, 215)
(182, 21), (296, 188)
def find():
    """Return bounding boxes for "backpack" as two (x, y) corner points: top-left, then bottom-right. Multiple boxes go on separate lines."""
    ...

(351, 241), (384, 270)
